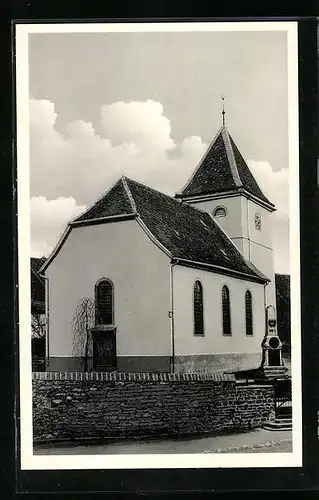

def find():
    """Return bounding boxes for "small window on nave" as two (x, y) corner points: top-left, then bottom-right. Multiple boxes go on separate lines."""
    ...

(245, 290), (253, 336)
(95, 279), (114, 326)
(222, 285), (232, 336)
(193, 280), (204, 336)
(213, 206), (227, 218)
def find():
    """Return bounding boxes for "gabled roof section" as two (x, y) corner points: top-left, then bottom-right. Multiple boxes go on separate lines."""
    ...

(124, 177), (268, 283)
(177, 126), (274, 208)
(40, 175), (268, 283)
(73, 177), (136, 223)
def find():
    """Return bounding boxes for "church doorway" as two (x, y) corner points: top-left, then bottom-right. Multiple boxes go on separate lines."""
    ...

(92, 331), (117, 371)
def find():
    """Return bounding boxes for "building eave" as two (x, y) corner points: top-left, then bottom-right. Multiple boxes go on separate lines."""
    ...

(39, 226), (72, 274)
(69, 212), (137, 228)
(171, 257), (269, 284)
(175, 188), (276, 213)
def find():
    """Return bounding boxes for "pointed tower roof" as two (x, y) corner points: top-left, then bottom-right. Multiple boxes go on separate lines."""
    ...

(176, 126), (275, 211)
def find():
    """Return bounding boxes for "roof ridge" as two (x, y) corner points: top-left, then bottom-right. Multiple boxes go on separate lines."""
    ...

(221, 127), (243, 188)
(121, 176), (137, 213)
(176, 126), (224, 197)
(125, 176), (191, 210)
(126, 177), (225, 221)
(228, 136), (274, 207)
(124, 176), (240, 222)
(70, 177), (124, 223)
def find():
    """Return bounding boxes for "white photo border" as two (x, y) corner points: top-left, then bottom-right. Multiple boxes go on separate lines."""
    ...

(16, 20), (301, 470)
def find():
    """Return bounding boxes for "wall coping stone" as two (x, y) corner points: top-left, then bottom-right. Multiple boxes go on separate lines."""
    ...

(32, 371), (236, 382)
(236, 384), (274, 389)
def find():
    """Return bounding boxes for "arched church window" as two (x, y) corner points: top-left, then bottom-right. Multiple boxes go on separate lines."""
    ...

(222, 285), (231, 336)
(193, 280), (204, 336)
(95, 279), (114, 326)
(213, 206), (227, 218)
(245, 290), (253, 336)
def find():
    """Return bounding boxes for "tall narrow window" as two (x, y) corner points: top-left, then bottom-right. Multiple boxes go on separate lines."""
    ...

(222, 285), (231, 336)
(245, 290), (253, 336)
(193, 280), (204, 336)
(95, 279), (114, 326)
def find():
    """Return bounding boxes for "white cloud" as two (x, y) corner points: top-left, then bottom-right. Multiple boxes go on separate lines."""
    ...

(30, 196), (86, 257)
(29, 98), (290, 273)
(248, 160), (290, 273)
(30, 98), (206, 205)
(101, 100), (175, 152)
(248, 160), (289, 217)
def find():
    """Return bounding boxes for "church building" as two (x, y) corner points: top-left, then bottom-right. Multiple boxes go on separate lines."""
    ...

(39, 120), (283, 374)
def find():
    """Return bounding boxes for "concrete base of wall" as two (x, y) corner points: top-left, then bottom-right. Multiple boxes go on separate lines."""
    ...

(174, 353), (263, 374)
(47, 353), (267, 374)
(117, 356), (171, 372)
(46, 353), (264, 374)
(47, 356), (172, 373)
(47, 357), (87, 372)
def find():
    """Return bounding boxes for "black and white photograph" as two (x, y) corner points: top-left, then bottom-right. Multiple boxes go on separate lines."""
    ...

(15, 21), (301, 470)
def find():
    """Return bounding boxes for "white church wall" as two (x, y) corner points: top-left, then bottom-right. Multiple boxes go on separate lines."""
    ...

(246, 198), (274, 250)
(246, 199), (276, 309)
(190, 196), (244, 248)
(45, 219), (172, 371)
(249, 244), (276, 306)
(172, 264), (266, 373)
(190, 195), (277, 312)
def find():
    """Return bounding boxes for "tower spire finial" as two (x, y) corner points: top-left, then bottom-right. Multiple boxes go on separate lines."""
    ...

(221, 95), (226, 126)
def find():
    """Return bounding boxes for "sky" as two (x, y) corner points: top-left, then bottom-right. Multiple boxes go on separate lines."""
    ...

(28, 28), (290, 273)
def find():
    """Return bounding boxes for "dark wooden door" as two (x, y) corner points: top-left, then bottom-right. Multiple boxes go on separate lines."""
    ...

(93, 332), (116, 371)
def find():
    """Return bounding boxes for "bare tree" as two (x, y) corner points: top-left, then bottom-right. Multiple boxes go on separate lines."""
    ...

(71, 297), (95, 371)
(31, 313), (46, 339)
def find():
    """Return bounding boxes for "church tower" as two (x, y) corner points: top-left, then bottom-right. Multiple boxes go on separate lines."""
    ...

(175, 117), (277, 311)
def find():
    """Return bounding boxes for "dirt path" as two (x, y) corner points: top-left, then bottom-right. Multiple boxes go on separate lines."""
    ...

(34, 428), (292, 455)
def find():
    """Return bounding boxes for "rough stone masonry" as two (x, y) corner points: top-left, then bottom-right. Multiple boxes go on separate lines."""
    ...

(32, 372), (275, 443)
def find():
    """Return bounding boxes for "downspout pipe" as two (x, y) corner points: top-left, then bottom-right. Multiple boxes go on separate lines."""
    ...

(169, 259), (179, 373)
(39, 273), (49, 369)
(261, 281), (269, 367)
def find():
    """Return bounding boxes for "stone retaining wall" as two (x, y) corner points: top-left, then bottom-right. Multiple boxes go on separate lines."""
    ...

(32, 372), (275, 443)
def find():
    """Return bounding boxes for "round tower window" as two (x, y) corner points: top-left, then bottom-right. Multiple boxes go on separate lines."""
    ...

(213, 206), (227, 218)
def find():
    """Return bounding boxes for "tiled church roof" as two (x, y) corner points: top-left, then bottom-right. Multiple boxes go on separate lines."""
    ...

(176, 126), (274, 209)
(75, 178), (135, 221)
(72, 177), (268, 283)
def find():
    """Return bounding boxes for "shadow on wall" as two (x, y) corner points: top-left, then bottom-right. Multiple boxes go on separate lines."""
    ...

(275, 274), (291, 344)
(282, 342), (291, 376)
